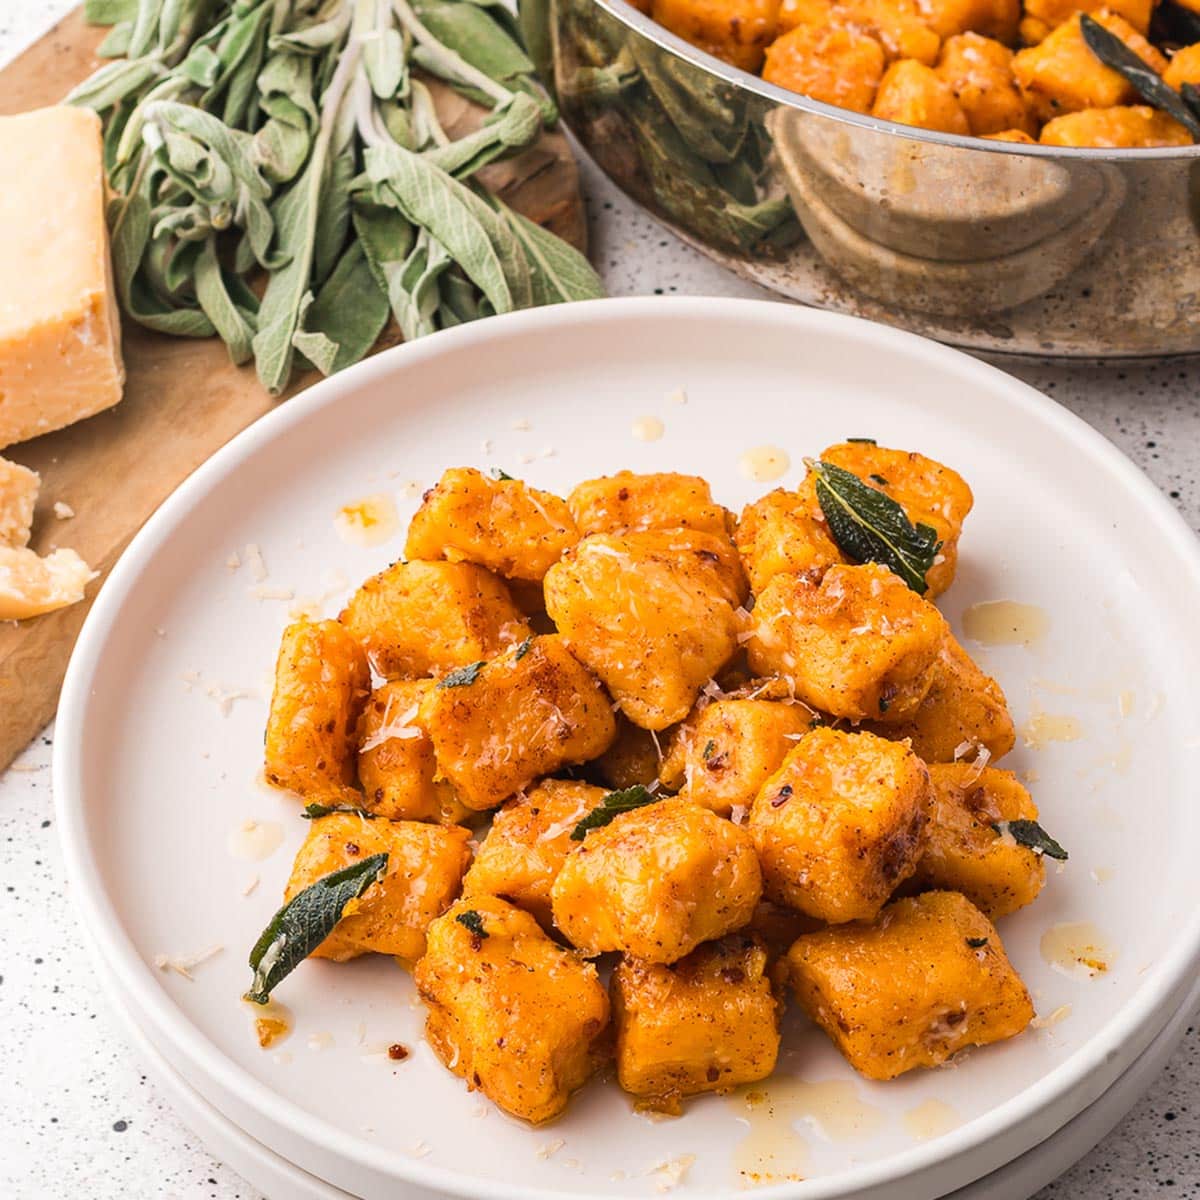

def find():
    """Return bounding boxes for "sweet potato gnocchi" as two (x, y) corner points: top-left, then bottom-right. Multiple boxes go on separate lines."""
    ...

(250, 446), (1065, 1124)
(654, 0), (1200, 146)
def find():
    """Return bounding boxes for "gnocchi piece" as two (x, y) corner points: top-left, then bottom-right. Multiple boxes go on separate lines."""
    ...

(777, 0), (834, 31)
(284, 814), (471, 963)
(356, 681), (469, 824)
(264, 619), (370, 801)
(462, 779), (608, 927)
(1012, 12), (1167, 122)
(545, 530), (744, 730)
(593, 715), (664, 791)
(787, 891), (1034, 1079)
(983, 127), (1037, 141)
(746, 563), (949, 723)
(815, 440), (974, 596)
(749, 727), (930, 923)
(404, 467), (578, 582)
(909, 763), (1046, 917)
(612, 934), (781, 1112)
(652, 0), (783, 71)
(1039, 105), (1192, 145)
(735, 487), (844, 597)
(871, 59), (971, 136)
(936, 34), (1038, 137)
(1021, 0), (1152, 38)
(552, 797), (762, 962)
(419, 635), (617, 811)
(659, 697), (815, 815)
(339, 560), (529, 680)
(763, 23), (888, 111)
(567, 470), (733, 538)
(836, 0), (942, 64)
(863, 634), (1015, 763)
(914, 0), (1019, 41)
(1164, 43), (1200, 90)
(415, 896), (610, 1124)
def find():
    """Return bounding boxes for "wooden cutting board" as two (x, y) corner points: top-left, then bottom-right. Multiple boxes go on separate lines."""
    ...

(0, 9), (587, 771)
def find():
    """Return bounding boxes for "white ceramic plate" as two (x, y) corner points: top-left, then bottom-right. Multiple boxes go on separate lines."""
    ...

(55, 298), (1200, 1200)
(90, 925), (1200, 1200)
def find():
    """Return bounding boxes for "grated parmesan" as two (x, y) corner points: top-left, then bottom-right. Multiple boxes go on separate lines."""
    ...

(243, 543), (268, 582)
(52, 501), (74, 520)
(153, 943), (223, 979)
(646, 1154), (696, 1192)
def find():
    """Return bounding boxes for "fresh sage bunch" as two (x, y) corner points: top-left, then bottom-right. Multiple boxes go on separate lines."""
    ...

(69, 0), (604, 394)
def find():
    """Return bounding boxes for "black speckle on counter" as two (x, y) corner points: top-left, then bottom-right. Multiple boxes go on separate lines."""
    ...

(111, 1120), (128, 1134)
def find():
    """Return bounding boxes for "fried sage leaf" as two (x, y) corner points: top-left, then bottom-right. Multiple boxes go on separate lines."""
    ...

(1080, 14), (1200, 139)
(810, 459), (941, 594)
(993, 819), (1069, 861)
(571, 785), (659, 840)
(245, 853), (388, 1004)
(439, 660), (486, 688)
(456, 909), (489, 938)
(301, 802), (378, 820)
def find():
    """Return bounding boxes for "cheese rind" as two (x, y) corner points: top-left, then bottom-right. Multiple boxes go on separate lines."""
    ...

(0, 106), (124, 448)
(0, 456), (39, 548)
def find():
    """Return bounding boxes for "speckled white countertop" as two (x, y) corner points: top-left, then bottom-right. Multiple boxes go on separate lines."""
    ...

(2, 4), (1199, 1198)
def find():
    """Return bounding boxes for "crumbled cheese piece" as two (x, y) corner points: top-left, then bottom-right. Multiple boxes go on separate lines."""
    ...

(1031, 1004), (1072, 1030)
(359, 700), (421, 753)
(307, 1031), (335, 1052)
(511, 418), (531, 431)
(0, 545), (95, 620)
(667, 388), (688, 405)
(52, 501), (74, 520)
(153, 943), (223, 979)
(249, 585), (295, 602)
(0, 457), (39, 548)
(244, 543), (268, 582)
(519, 453), (535, 465)
(730, 804), (748, 826)
(480, 439), (493, 455)
(647, 1155), (696, 1191)
(536, 1139), (565, 1161)
(226, 551), (241, 571)
(406, 1141), (433, 1159)
(540, 445), (557, 459)
(204, 682), (254, 716)
(242, 875), (260, 897)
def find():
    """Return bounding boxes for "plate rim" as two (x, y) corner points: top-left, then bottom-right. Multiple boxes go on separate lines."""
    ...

(52, 296), (1200, 1200)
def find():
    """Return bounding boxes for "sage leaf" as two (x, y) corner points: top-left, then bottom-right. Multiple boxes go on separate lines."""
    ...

(456, 909), (489, 938)
(363, 26), (408, 99)
(244, 852), (389, 1004)
(502, 205), (604, 304)
(294, 241), (390, 375)
(1080, 14), (1200, 139)
(438, 660), (485, 688)
(810, 459), (941, 594)
(98, 21), (135, 58)
(194, 235), (256, 364)
(65, 57), (164, 112)
(571, 785), (659, 840)
(364, 141), (531, 314)
(85, 0), (139, 23)
(423, 92), (542, 178)
(993, 820), (1069, 861)
(301, 802), (378, 820)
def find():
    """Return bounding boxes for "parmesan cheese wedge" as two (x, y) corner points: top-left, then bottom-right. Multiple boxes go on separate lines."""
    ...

(0, 546), (96, 620)
(0, 106), (124, 448)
